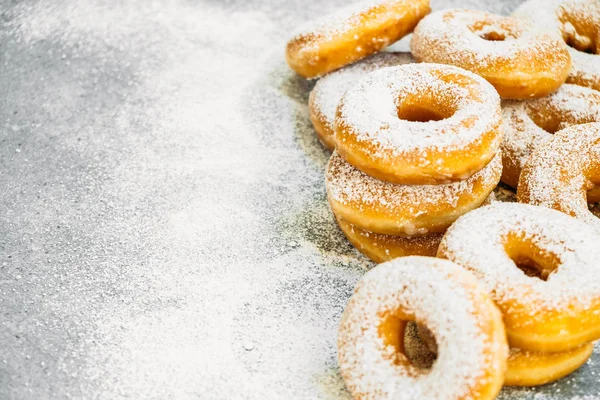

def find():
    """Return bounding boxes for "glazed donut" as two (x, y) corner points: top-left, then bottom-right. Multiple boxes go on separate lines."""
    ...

(513, 0), (600, 91)
(338, 256), (507, 400)
(285, 0), (430, 78)
(438, 202), (600, 352)
(335, 63), (502, 184)
(415, 324), (593, 386)
(501, 84), (600, 189)
(410, 9), (571, 99)
(517, 123), (600, 230)
(309, 52), (413, 150)
(325, 151), (502, 236)
(334, 215), (443, 263)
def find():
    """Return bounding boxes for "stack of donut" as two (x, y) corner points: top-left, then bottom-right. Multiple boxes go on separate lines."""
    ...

(286, 0), (600, 398)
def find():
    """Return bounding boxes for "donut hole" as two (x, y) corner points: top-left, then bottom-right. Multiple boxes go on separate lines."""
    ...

(504, 235), (560, 281)
(378, 313), (435, 371)
(396, 95), (457, 123)
(560, 18), (598, 54)
(468, 20), (520, 42)
(526, 108), (563, 134)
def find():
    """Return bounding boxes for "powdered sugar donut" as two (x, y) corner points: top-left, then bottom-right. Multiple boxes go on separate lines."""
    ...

(411, 9), (571, 99)
(517, 123), (600, 230)
(438, 202), (600, 352)
(309, 52), (413, 150)
(501, 84), (600, 188)
(338, 256), (507, 400)
(334, 215), (442, 263)
(326, 151), (501, 236)
(416, 324), (593, 386)
(513, 0), (600, 91)
(285, 0), (430, 78)
(335, 63), (501, 185)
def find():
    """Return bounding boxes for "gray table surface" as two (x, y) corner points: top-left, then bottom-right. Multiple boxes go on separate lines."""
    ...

(0, 0), (598, 398)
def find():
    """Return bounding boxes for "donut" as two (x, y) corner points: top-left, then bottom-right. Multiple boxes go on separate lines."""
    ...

(512, 0), (600, 91)
(338, 256), (507, 400)
(335, 63), (502, 184)
(334, 215), (443, 263)
(501, 84), (600, 188)
(517, 123), (600, 230)
(309, 52), (413, 150)
(410, 9), (571, 99)
(325, 151), (502, 236)
(285, 0), (430, 79)
(438, 202), (600, 352)
(415, 323), (593, 386)
(504, 344), (593, 387)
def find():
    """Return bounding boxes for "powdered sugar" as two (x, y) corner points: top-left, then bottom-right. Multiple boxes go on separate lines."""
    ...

(411, 9), (570, 77)
(338, 256), (506, 399)
(439, 202), (600, 314)
(512, 0), (600, 90)
(336, 63), (501, 157)
(501, 84), (600, 187)
(309, 52), (413, 141)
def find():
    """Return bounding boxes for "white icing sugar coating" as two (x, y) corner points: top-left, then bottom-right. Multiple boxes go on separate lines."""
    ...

(517, 123), (600, 231)
(439, 202), (600, 313)
(290, 0), (423, 52)
(512, 0), (600, 90)
(501, 84), (600, 187)
(410, 9), (570, 76)
(338, 256), (506, 400)
(326, 151), (501, 235)
(336, 62), (501, 157)
(309, 52), (413, 139)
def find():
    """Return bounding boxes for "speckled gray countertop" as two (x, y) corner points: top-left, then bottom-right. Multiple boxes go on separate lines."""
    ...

(0, 0), (598, 399)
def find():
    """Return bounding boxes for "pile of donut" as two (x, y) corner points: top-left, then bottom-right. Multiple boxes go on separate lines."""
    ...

(286, 0), (600, 398)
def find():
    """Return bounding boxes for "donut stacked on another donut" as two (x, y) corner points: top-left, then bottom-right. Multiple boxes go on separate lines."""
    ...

(325, 63), (502, 263)
(439, 202), (600, 386)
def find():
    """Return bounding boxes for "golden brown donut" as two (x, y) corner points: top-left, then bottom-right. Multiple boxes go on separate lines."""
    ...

(325, 151), (501, 236)
(309, 52), (413, 150)
(517, 123), (600, 230)
(504, 344), (593, 387)
(334, 215), (442, 263)
(438, 202), (600, 352)
(415, 324), (593, 387)
(501, 84), (600, 189)
(411, 9), (571, 99)
(285, 0), (430, 78)
(335, 63), (502, 184)
(338, 257), (507, 400)
(513, 0), (600, 91)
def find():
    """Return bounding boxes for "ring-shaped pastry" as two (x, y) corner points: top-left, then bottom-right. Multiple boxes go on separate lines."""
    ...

(411, 9), (571, 99)
(338, 256), (507, 400)
(309, 52), (413, 150)
(513, 0), (600, 91)
(501, 84), (600, 190)
(415, 324), (593, 387)
(438, 202), (600, 352)
(335, 63), (501, 184)
(285, 0), (430, 78)
(326, 151), (502, 236)
(334, 215), (442, 263)
(517, 123), (600, 230)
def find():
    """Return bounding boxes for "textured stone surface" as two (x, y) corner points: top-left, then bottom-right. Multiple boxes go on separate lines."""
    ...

(0, 0), (597, 398)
